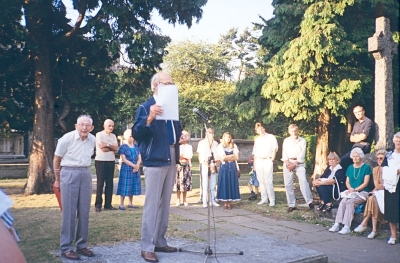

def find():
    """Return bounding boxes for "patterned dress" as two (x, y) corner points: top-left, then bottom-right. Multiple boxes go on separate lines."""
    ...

(173, 144), (193, 192)
(117, 143), (141, 196)
(216, 145), (241, 202)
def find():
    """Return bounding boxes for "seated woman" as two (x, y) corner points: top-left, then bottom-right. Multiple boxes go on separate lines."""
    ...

(329, 147), (372, 235)
(313, 152), (346, 213)
(353, 149), (386, 239)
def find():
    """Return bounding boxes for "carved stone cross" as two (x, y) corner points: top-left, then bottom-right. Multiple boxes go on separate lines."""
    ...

(368, 16), (398, 150)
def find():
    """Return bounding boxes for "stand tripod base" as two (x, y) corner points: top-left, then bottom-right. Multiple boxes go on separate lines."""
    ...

(179, 246), (243, 256)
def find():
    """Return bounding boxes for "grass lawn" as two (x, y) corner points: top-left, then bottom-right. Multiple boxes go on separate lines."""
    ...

(0, 156), (331, 262)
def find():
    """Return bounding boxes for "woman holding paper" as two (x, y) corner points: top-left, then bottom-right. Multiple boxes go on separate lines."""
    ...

(383, 132), (400, 245)
(353, 149), (387, 239)
(328, 147), (371, 235)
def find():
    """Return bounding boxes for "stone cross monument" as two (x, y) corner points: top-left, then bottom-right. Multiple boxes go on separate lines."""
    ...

(368, 16), (398, 150)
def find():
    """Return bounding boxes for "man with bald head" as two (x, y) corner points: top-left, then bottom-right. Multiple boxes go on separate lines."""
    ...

(95, 119), (119, 212)
(133, 72), (182, 262)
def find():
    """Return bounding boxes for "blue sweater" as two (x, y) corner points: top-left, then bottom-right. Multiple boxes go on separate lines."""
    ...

(133, 96), (181, 167)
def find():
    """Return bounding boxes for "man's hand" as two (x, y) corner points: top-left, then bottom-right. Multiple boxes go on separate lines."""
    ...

(286, 162), (296, 172)
(147, 104), (163, 125)
(54, 179), (60, 189)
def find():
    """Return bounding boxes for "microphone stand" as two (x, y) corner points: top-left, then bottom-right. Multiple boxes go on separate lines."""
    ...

(179, 121), (243, 262)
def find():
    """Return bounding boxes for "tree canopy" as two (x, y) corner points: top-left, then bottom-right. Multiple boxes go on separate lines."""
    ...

(0, 0), (208, 194)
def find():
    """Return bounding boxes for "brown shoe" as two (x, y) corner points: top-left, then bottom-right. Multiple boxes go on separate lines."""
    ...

(154, 245), (178, 253)
(76, 247), (94, 257)
(287, 207), (297, 213)
(61, 250), (80, 260)
(141, 251), (159, 262)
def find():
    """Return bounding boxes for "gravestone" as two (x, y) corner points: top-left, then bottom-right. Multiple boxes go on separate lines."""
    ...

(368, 16), (398, 150)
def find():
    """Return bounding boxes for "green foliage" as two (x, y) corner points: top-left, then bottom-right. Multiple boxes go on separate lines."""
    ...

(263, 0), (365, 124)
(163, 40), (231, 85)
(0, 0), (33, 135)
(218, 27), (260, 80)
(163, 38), (255, 138)
(0, 0), (208, 135)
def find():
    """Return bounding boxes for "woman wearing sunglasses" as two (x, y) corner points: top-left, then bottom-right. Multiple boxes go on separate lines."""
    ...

(353, 149), (387, 239)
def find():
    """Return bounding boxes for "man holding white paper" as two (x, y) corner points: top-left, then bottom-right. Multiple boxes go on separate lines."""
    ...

(133, 72), (182, 263)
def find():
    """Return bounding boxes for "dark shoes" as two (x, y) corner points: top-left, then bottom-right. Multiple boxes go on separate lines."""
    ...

(141, 251), (159, 262)
(76, 247), (94, 257)
(61, 251), (80, 260)
(104, 206), (117, 210)
(308, 203), (315, 210)
(95, 207), (101, 212)
(248, 193), (257, 201)
(154, 245), (178, 253)
(287, 207), (297, 213)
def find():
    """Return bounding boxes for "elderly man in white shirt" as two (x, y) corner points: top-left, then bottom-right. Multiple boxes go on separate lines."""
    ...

(53, 115), (96, 260)
(197, 128), (220, 208)
(252, 123), (278, 206)
(281, 124), (314, 212)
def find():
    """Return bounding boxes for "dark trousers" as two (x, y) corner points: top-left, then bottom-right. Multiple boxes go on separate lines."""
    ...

(316, 185), (338, 204)
(95, 160), (115, 208)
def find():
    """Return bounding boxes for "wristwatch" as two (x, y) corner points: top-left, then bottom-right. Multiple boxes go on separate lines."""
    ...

(107, 143), (110, 147)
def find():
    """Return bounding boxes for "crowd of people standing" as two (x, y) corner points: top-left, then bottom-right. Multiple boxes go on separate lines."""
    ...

(3, 72), (394, 262)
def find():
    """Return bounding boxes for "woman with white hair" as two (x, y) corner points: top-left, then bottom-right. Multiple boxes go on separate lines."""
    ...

(329, 147), (372, 234)
(383, 132), (400, 245)
(116, 129), (142, 210)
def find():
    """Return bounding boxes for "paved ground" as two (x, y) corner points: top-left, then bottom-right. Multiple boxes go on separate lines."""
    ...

(58, 176), (400, 263)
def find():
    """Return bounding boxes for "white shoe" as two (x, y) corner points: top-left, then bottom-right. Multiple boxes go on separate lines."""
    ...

(329, 223), (340, 232)
(388, 237), (397, 245)
(257, 199), (268, 205)
(269, 203), (275, 207)
(367, 232), (376, 239)
(183, 202), (188, 206)
(354, 225), (367, 233)
(338, 226), (351, 235)
(202, 203), (208, 208)
(175, 200), (181, 206)
(212, 202), (220, 207)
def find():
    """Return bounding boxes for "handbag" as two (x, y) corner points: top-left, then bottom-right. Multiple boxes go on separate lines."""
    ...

(340, 191), (357, 199)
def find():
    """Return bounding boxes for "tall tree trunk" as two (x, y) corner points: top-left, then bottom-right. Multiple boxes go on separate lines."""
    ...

(313, 109), (330, 177)
(24, 1), (55, 195)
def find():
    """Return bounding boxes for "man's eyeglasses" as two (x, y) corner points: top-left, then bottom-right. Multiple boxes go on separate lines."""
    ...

(377, 157), (384, 161)
(77, 123), (92, 128)
(158, 81), (174, 86)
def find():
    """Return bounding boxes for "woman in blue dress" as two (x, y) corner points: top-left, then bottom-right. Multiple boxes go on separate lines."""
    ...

(216, 132), (240, 209)
(117, 129), (142, 210)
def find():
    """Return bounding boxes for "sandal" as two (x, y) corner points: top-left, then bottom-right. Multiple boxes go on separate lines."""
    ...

(227, 203), (231, 210)
(224, 203), (228, 209)
(316, 203), (325, 211)
(322, 203), (333, 213)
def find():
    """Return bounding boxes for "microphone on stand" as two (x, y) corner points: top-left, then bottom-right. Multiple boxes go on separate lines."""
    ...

(193, 108), (211, 123)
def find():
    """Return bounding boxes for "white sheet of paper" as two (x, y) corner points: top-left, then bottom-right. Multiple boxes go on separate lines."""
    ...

(155, 84), (179, 121)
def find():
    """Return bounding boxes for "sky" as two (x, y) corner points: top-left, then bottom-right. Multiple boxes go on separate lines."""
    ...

(62, 0), (275, 44)
(151, 0), (275, 43)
